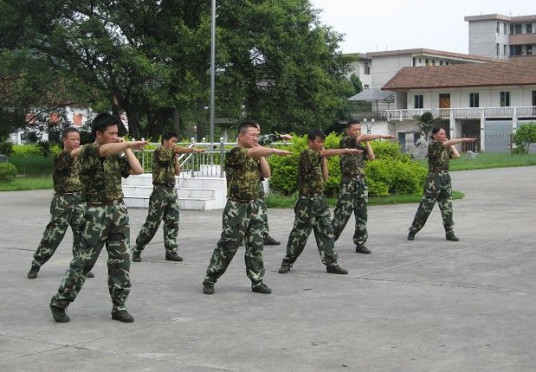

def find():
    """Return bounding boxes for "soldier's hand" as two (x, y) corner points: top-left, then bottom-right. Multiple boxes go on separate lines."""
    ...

(273, 149), (292, 156)
(347, 148), (363, 155)
(280, 134), (292, 141)
(129, 140), (148, 150)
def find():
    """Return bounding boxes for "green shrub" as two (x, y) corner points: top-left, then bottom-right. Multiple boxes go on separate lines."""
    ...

(0, 142), (14, 156)
(268, 134), (427, 198)
(12, 144), (42, 156)
(0, 162), (17, 183)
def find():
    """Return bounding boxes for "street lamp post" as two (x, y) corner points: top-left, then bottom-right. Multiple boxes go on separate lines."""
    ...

(209, 0), (216, 146)
(363, 118), (375, 134)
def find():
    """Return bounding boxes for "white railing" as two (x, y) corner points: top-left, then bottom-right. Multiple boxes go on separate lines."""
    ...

(386, 106), (536, 121)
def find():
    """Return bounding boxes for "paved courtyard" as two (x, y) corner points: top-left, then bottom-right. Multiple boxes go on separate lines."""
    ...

(1, 166), (535, 371)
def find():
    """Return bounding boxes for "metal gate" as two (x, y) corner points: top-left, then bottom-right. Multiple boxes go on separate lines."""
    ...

(485, 120), (512, 153)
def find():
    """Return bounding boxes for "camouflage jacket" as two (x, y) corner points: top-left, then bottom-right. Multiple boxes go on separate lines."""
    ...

(53, 151), (82, 193)
(428, 141), (453, 173)
(339, 135), (368, 179)
(152, 146), (176, 187)
(225, 147), (260, 201)
(258, 134), (281, 147)
(298, 148), (324, 195)
(78, 143), (132, 203)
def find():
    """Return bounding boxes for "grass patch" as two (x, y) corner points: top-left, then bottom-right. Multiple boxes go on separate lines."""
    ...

(418, 152), (536, 171)
(9, 154), (55, 176)
(267, 191), (465, 208)
(0, 176), (53, 191)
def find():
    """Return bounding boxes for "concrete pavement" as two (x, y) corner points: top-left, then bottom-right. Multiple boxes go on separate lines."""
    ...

(1, 166), (535, 371)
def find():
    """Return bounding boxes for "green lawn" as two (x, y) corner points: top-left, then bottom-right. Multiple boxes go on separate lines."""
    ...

(2, 152), (535, 203)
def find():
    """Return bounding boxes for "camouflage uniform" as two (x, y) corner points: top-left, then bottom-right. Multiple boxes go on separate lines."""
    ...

(256, 133), (281, 238)
(281, 148), (340, 268)
(30, 151), (85, 269)
(203, 147), (266, 288)
(332, 135), (369, 247)
(409, 141), (455, 235)
(51, 143), (133, 313)
(134, 147), (180, 255)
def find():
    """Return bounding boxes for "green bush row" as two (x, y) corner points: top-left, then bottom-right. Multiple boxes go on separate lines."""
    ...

(268, 134), (427, 198)
(0, 163), (17, 183)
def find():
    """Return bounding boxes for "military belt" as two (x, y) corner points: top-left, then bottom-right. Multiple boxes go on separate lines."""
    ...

(55, 192), (80, 196)
(299, 193), (322, 199)
(154, 184), (175, 190)
(87, 198), (123, 206)
(342, 175), (363, 181)
(430, 170), (448, 175)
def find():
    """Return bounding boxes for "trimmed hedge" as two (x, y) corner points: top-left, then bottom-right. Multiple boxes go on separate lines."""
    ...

(0, 162), (17, 183)
(268, 133), (427, 198)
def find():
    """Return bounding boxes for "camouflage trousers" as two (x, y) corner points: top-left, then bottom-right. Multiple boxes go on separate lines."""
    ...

(204, 199), (265, 287)
(32, 193), (85, 268)
(51, 203), (131, 312)
(332, 178), (368, 247)
(257, 182), (270, 237)
(409, 172), (454, 234)
(282, 194), (338, 267)
(135, 186), (180, 253)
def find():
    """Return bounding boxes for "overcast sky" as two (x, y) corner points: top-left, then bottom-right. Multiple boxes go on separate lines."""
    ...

(309, 0), (535, 54)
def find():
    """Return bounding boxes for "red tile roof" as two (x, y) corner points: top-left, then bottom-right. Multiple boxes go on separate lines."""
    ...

(382, 58), (536, 91)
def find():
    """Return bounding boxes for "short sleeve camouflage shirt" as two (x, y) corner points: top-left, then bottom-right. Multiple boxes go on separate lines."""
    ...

(428, 141), (453, 173)
(225, 147), (260, 201)
(298, 148), (324, 195)
(339, 135), (368, 178)
(53, 151), (82, 193)
(78, 143), (132, 203)
(152, 146), (176, 186)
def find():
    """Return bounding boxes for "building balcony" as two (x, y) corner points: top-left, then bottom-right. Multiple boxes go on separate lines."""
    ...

(386, 106), (536, 121)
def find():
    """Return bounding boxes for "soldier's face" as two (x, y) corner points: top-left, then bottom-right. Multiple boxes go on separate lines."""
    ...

(238, 127), (260, 148)
(433, 129), (447, 142)
(308, 136), (325, 152)
(347, 124), (361, 138)
(96, 125), (119, 144)
(163, 137), (178, 148)
(63, 132), (80, 151)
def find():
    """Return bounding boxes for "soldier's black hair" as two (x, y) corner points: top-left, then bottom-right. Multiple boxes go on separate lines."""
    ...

(161, 131), (178, 144)
(238, 121), (259, 134)
(431, 126), (443, 139)
(91, 113), (121, 137)
(307, 128), (326, 141)
(346, 120), (361, 129)
(62, 127), (80, 138)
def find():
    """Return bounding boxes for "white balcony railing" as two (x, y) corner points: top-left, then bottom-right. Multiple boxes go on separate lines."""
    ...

(386, 106), (536, 121)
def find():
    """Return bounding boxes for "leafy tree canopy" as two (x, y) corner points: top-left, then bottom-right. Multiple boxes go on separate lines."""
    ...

(0, 0), (354, 140)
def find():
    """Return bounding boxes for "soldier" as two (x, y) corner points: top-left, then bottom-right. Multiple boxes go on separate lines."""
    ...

(27, 128), (94, 279)
(202, 121), (291, 295)
(332, 120), (394, 254)
(408, 127), (476, 241)
(257, 129), (292, 246)
(278, 128), (362, 275)
(49, 113), (147, 323)
(132, 132), (204, 262)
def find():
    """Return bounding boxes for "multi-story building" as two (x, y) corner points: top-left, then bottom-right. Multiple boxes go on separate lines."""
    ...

(382, 59), (536, 152)
(465, 14), (536, 59)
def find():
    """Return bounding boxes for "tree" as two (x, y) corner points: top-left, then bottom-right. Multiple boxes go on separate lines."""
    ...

(513, 122), (536, 153)
(0, 0), (353, 139)
(413, 111), (441, 139)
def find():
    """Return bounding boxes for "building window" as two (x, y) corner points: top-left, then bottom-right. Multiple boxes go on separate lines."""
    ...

(510, 23), (522, 34)
(504, 22), (508, 34)
(500, 91), (510, 107)
(527, 24), (532, 34)
(510, 45), (522, 56)
(497, 21), (500, 34)
(470, 93), (479, 107)
(364, 63), (370, 75)
(414, 95), (424, 109)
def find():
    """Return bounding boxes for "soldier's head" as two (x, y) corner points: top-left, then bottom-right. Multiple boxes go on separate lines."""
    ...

(62, 127), (80, 151)
(307, 128), (326, 152)
(161, 131), (179, 148)
(91, 113), (121, 145)
(237, 121), (260, 148)
(431, 127), (446, 142)
(346, 120), (362, 138)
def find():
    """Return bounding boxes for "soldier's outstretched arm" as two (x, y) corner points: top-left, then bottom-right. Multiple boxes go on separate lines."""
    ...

(247, 147), (292, 158)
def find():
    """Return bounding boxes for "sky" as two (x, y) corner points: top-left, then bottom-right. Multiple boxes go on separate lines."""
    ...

(309, 0), (535, 54)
